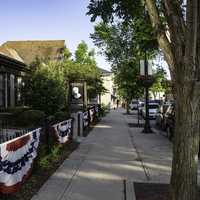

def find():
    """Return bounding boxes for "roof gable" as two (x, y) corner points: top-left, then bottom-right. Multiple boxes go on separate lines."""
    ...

(0, 40), (65, 65)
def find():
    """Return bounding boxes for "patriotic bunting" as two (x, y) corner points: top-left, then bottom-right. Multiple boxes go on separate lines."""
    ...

(0, 128), (41, 194)
(83, 111), (89, 128)
(94, 105), (99, 113)
(89, 107), (95, 122)
(53, 119), (72, 144)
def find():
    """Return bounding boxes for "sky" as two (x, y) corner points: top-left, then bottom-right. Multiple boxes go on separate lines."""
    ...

(0, 0), (111, 70)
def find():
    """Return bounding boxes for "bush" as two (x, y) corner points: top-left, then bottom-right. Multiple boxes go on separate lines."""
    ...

(22, 62), (67, 115)
(99, 104), (109, 117)
(6, 106), (30, 116)
(0, 106), (30, 116)
(17, 110), (46, 128)
(54, 111), (70, 123)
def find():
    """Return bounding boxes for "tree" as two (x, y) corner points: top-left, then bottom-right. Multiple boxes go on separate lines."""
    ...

(23, 62), (67, 115)
(75, 40), (96, 66)
(150, 67), (168, 99)
(63, 60), (105, 100)
(87, 1), (200, 200)
(65, 42), (106, 101)
(91, 22), (149, 113)
(114, 60), (143, 113)
(23, 44), (105, 114)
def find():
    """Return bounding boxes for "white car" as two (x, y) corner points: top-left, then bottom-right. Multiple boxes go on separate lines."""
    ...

(142, 103), (159, 119)
(129, 100), (138, 110)
(130, 100), (143, 110)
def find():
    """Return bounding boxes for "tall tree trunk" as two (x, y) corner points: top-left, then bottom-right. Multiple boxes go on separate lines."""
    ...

(146, 1), (200, 199)
(126, 99), (130, 114)
(170, 82), (200, 200)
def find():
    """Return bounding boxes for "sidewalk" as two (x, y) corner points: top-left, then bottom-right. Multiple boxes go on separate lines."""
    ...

(31, 109), (197, 200)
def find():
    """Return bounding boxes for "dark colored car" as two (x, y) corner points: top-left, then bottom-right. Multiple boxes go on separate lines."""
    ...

(164, 104), (175, 140)
(149, 99), (163, 105)
(155, 104), (171, 129)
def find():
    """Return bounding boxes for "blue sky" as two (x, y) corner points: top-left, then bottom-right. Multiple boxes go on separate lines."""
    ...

(0, 0), (110, 70)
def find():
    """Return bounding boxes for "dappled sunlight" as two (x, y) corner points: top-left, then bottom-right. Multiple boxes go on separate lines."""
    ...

(77, 170), (121, 180)
(93, 125), (112, 129)
(144, 162), (171, 172)
(53, 171), (74, 179)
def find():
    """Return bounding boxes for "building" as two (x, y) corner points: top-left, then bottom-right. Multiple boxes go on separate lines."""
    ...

(0, 40), (116, 108)
(98, 68), (116, 108)
(0, 40), (65, 65)
(0, 40), (65, 109)
(0, 54), (27, 108)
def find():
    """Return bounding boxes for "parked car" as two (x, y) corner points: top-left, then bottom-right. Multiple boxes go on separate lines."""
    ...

(142, 103), (159, 119)
(149, 99), (163, 105)
(130, 100), (143, 110)
(155, 103), (171, 129)
(162, 103), (175, 131)
(138, 102), (145, 115)
(165, 105), (175, 140)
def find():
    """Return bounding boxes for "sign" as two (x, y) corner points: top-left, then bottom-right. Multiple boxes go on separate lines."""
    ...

(69, 81), (87, 111)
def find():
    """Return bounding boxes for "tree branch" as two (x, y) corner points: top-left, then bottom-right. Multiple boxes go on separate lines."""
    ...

(162, 0), (186, 46)
(145, 0), (175, 77)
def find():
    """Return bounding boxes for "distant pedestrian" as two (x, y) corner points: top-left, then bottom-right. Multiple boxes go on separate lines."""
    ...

(116, 99), (119, 108)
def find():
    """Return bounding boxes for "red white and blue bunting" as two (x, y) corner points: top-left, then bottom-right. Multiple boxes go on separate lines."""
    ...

(83, 111), (89, 128)
(89, 107), (95, 122)
(0, 128), (41, 194)
(53, 119), (72, 144)
(94, 105), (99, 113)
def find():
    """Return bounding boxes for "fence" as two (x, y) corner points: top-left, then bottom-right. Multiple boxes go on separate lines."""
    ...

(0, 104), (100, 194)
(0, 128), (41, 194)
(0, 113), (30, 143)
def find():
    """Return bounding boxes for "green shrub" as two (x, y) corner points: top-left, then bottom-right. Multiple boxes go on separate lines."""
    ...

(6, 106), (30, 116)
(99, 103), (109, 117)
(54, 111), (70, 122)
(38, 145), (62, 169)
(0, 106), (30, 116)
(17, 110), (46, 128)
(22, 63), (67, 115)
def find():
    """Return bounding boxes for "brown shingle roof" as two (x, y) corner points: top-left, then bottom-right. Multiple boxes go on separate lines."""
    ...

(0, 46), (24, 63)
(0, 40), (65, 65)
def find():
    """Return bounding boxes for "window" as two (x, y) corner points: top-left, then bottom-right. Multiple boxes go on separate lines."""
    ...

(16, 77), (23, 105)
(0, 74), (5, 107)
(10, 74), (15, 107)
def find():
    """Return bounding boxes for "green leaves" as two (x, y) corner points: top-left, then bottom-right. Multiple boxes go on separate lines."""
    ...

(75, 41), (96, 66)
(150, 66), (168, 98)
(23, 43), (105, 114)
(23, 63), (67, 115)
(87, 0), (143, 23)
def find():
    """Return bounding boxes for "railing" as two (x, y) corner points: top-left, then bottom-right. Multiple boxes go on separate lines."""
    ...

(0, 105), (101, 195)
(0, 117), (74, 194)
(0, 113), (29, 143)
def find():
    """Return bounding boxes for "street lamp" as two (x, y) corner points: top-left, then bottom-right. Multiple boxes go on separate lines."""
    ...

(139, 52), (154, 133)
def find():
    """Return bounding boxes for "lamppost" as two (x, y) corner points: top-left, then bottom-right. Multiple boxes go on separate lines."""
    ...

(139, 52), (154, 133)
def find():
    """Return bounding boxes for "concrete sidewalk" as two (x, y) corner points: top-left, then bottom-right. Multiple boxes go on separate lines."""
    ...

(31, 109), (195, 200)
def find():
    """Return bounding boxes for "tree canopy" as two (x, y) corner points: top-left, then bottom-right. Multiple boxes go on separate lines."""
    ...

(91, 16), (157, 112)
(23, 42), (105, 114)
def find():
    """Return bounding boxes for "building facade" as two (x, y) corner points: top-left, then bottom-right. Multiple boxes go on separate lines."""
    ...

(98, 68), (116, 108)
(0, 40), (66, 109)
(0, 54), (27, 108)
